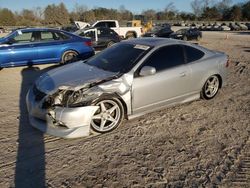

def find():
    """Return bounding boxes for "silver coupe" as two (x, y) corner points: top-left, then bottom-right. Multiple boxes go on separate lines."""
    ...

(26, 38), (229, 138)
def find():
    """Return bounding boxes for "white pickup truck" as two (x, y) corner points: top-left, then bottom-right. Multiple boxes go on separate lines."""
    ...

(92, 20), (143, 39)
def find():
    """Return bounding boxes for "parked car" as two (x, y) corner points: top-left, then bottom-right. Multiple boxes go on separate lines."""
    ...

(211, 24), (222, 31)
(0, 28), (94, 69)
(26, 38), (229, 138)
(75, 27), (121, 50)
(170, 28), (202, 41)
(220, 25), (231, 31)
(246, 23), (250, 30)
(92, 20), (143, 39)
(236, 23), (248, 30)
(142, 26), (173, 38)
(229, 23), (240, 31)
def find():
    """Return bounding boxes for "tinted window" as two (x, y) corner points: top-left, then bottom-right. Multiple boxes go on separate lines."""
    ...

(184, 46), (205, 63)
(86, 43), (151, 73)
(107, 22), (116, 27)
(95, 22), (106, 27)
(98, 28), (109, 37)
(142, 45), (185, 72)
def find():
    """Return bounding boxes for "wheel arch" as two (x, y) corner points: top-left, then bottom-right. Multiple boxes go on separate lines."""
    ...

(200, 71), (222, 89)
(215, 74), (223, 88)
(92, 92), (128, 119)
(60, 49), (80, 61)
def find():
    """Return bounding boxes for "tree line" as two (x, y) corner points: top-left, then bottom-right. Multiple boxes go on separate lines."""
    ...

(0, 0), (249, 26)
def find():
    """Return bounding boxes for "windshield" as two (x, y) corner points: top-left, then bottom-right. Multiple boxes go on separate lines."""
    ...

(85, 43), (151, 73)
(176, 29), (186, 34)
(0, 30), (16, 39)
(151, 27), (162, 33)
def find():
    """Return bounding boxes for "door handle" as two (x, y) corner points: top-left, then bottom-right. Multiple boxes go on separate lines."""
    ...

(180, 72), (186, 77)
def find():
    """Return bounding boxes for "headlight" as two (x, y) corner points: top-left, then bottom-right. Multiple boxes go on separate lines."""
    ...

(64, 90), (84, 106)
(62, 87), (103, 107)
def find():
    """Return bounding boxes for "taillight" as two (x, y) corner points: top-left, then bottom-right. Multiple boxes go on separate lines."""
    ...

(84, 41), (92, 47)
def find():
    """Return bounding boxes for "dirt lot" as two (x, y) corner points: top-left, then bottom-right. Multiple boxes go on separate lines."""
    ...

(0, 31), (249, 188)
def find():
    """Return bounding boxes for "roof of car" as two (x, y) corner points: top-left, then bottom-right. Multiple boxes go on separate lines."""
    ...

(17, 27), (63, 32)
(122, 37), (189, 47)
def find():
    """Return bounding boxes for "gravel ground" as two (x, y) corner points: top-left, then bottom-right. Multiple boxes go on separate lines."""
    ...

(0, 31), (249, 188)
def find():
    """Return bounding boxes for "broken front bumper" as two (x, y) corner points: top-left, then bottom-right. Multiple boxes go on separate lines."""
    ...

(26, 89), (98, 138)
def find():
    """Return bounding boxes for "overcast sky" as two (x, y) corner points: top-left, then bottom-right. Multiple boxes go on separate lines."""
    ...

(0, 0), (247, 13)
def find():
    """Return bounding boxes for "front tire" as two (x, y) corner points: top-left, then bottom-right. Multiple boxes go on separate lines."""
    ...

(90, 98), (124, 133)
(61, 50), (78, 65)
(201, 75), (220, 100)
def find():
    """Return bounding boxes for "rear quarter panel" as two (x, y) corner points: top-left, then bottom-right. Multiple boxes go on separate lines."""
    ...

(190, 52), (228, 92)
(58, 41), (94, 61)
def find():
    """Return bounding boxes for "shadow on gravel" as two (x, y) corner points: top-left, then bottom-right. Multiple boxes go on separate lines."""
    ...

(14, 65), (57, 188)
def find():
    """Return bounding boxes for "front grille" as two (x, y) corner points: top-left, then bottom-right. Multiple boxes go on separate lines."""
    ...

(33, 85), (46, 101)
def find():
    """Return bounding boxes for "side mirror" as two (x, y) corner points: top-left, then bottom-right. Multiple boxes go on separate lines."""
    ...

(139, 66), (156, 77)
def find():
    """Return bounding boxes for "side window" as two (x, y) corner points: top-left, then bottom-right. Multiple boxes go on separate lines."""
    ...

(85, 31), (95, 38)
(95, 22), (106, 27)
(107, 22), (116, 27)
(184, 46), (205, 63)
(13, 32), (32, 43)
(41, 31), (54, 41)
(142, 45), (185, 72)
(98, 29), (109, 37)
(54, 32), (70, 40)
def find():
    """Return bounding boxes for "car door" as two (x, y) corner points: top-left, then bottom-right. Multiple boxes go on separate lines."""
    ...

(34, 30), (69, 63)
(97, 28), (112, 47)
(2, 31), (37, 66)
(84, 29), (98, 48)
(132, 45), (192, 114)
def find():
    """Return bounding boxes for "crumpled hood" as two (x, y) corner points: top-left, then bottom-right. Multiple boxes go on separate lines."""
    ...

(35, 61), (118, 94)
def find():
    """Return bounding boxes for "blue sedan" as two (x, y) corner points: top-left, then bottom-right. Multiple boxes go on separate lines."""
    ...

(0, 28), (94, 69)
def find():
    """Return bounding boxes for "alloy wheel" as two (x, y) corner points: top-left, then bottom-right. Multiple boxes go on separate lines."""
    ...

(91, 99), (122, 133)
(204, 75), (219, 98)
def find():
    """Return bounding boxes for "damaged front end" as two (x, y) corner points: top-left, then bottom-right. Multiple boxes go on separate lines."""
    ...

(26, 73), (133, 138)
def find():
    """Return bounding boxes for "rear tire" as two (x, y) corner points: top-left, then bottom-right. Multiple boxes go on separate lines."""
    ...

(201, 75), (220, 100)
(61, 50), (78, 65)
